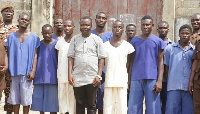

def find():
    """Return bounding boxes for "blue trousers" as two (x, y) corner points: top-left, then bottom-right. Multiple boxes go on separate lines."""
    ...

(165, 90), (193, 114)
(128, 80), (161, 114)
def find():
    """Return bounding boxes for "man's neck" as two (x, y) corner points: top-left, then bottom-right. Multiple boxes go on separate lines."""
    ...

(113, 36), (122, 42)
(3, 21), (12, 26)
(141, 33), (152, 40)
(55, 31), (64, 37)
(65, 34), (73, 42)
(193, 29), (200, 34)
(18, 27), (28, 34)
(82, 33), (91, 38)
(94, 27), (105, 35)
(160, 36), (167, 41)
(127, 37), (132, 43)
(179, 41), (189, 50)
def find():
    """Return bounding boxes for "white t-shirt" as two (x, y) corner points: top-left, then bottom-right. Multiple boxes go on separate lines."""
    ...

(55, 37), (70, 83)
(104, 40), (135, 87)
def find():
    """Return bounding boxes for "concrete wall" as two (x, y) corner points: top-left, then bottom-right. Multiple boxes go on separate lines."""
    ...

(0, 0), (32, 30)
(162, 0), (200, 42)
(31, 0), (54, 38)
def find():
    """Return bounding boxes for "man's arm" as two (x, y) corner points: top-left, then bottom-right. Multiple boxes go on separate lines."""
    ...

(27, 49), (37, 81)
(93, 58), (104, 87)
(189, 60), (198, 95)
(128, 52), (134, 90)
(153, 49), (164, 95)
(68, 57), (74, 86)
(164, 64), (168, 80)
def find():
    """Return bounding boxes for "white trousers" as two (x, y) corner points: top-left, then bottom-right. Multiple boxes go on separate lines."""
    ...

(58, 83), (76, 114)
(103, 87), (127, 114)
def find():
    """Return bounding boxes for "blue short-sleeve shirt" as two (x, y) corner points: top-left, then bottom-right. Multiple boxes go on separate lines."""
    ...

(164, 42), (194, 91)
(131, 35), (166, 80)
(6, 32), (40, 76)
(91, 30), (113, 43)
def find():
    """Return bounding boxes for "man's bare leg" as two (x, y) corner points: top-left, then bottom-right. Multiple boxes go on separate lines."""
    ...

(40, 111), (44, 114)
(13, 105), (20, 114)
(50, 112), (57, 114)
(23, 105), (30, 114)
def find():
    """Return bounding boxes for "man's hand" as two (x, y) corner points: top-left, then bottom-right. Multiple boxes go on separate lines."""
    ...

(0, 66), (8, 73)
(189, 81), (194, 95)
(152, 80), (162, 95)
(27, 71), (35, 81)
(69, 74), (75, 86)
(92, 76), (100, 87)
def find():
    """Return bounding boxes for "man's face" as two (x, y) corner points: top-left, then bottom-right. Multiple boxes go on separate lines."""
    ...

(80, 18), (92, 36)
(141, 19), (153, 35)
(18, 14), (30, 29)
(112, 21), (124, 37)
(126, 26), (136, 39)
(1, 8), (14, 22)
(191, 14), (200, 30)
(42, 27), (53, 41)
(54, 19), (64, 31)
(157, 23), (169, 38)
(63, 20), (74, 35)
(95, 13), (107, 28)
(179, 28), (191, 44)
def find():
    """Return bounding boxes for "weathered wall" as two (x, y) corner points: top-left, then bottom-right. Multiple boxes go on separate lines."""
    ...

(0, 0), (31, 30)
(163, 0), (200, 41)
(1, 0), (200, 41)
(31, 0), (54, 38)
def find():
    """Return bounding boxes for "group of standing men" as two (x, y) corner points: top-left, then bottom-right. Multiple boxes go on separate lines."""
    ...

(1, 4), (200, 114)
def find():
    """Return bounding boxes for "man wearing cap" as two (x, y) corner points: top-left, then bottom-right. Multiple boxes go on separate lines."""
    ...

(0, 5), (18, 114)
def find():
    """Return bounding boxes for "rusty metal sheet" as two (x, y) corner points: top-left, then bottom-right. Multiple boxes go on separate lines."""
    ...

(55, 0), (163, 36)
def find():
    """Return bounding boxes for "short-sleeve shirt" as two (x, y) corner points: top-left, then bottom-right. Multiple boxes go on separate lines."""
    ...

(67, 33), (106, 87)
(55, 37), (70, 83)
(6, 32), (40, 76)
(163, 38), (174, 82)
(33, 40), (58, 84)
(91, 30), (113, 73)
(131, 34), (166, 80)
(164, 42), (194, 91)
(104, 40), (134, 87)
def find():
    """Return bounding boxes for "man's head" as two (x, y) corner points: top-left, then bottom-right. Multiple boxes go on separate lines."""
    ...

(42, 24), (53, 41)
(141, 15), (154, 35)
(1, 5), (14, 23)
(63, 19), (75, 35)
(179, 24), (192, 44)
(95, 12), (107, 28)
(18, 13), (30, 29)
(191, 13), (200, 32)
(157, 21), (169, 39)
(80, 16), (92, 37)
(54, 18), (64, 32)
(112, 20), (124, 38)
(126, 24), (136, 39)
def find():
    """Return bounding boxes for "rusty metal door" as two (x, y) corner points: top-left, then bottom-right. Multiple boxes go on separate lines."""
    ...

(55, 0), (163, 35)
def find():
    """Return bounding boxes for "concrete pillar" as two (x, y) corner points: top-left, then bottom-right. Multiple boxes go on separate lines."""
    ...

(162, 0), (175, 41)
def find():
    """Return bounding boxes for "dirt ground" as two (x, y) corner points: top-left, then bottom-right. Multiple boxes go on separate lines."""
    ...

(0, 92), (145, 114)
